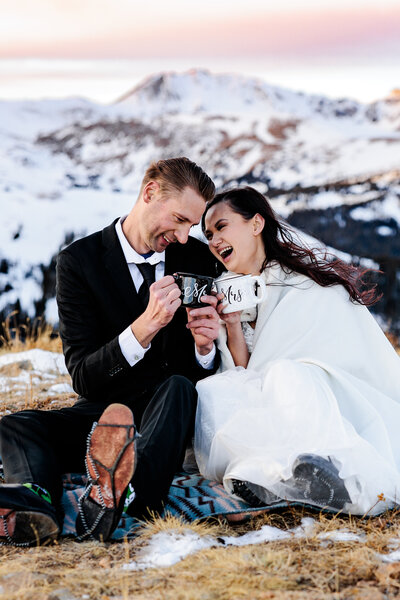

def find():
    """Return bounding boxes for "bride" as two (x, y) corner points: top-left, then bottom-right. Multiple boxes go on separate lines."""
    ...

(194, 186), (400, 515)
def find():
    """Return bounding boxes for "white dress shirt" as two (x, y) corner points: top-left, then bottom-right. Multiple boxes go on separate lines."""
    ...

(116, 217), (215, 369)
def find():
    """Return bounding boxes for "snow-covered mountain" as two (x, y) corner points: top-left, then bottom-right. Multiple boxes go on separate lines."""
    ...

(0, 69), (399, 333)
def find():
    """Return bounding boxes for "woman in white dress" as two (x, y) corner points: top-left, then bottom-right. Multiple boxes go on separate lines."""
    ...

(194, 186), (400, 516)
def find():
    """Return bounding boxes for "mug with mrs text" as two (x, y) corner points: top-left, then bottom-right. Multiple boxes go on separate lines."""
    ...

(214, 274), (266, 314)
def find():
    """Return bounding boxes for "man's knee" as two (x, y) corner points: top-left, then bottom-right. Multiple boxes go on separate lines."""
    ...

(168, 375), (196, 396)
(0, 413), (18, 438)
(156, 375), (197, 409)
(0, 413), (26, 454)
(0, 410), (47, 445)
(166, 374), (195, 390)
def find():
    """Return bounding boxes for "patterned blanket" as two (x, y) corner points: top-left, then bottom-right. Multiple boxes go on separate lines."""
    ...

(62, 472), (330, 540)
(0, 464), (336, 540)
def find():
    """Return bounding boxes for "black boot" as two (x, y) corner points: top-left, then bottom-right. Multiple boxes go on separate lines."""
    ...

(0, 484), (60, 546)
(231, 480), (280, 507)
(292, 454), (351, 510)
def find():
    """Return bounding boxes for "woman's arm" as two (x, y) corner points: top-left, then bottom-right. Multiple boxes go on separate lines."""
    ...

(217, 301), (249, 367)
(225, 319), (250, 367)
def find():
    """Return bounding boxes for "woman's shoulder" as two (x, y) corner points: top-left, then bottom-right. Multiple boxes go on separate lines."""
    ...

(262, 261), (311, 288)
(261, 261), (356, 309)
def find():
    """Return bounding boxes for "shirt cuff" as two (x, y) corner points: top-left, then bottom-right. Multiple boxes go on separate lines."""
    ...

(119, 325), (150, 367)
(195, 343), (216, 370)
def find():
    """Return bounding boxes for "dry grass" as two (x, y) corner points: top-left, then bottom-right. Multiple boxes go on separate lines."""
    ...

(1, 511), (400, 599)
(0, 315), (73, 415)
(0, 361), (75, 415)
(0, 313), (62, 355)
(0, 328), (400, 599)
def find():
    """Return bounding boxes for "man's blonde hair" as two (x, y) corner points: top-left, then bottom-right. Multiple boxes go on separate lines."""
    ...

(140, 157), (215, 202)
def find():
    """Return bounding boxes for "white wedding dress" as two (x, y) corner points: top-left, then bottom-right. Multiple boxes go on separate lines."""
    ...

(194, 262), (400, 515)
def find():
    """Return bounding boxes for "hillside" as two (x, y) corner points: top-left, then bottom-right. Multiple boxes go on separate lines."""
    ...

(0, 69), (399, 332)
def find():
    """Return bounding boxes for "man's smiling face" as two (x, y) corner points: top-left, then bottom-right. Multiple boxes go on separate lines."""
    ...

(141, 184), (206, 253)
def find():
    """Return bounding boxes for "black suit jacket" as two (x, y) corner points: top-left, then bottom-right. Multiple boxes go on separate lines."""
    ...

(56, 219), (220, 405)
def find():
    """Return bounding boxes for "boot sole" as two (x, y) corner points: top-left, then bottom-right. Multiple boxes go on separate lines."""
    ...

(3, 511), (59, 546)
(292, 455), (350, 509)
(77, 403), (135, 541)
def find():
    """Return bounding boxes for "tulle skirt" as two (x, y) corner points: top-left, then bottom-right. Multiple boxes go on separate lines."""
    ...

(194, 361), (400, 515)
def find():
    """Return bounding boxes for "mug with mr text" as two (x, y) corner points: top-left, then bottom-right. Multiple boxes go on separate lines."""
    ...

(214, 273), (266, 314)
(173, 272), (214, 308)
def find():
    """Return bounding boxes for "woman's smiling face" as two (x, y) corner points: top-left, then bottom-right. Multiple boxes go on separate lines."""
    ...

(204, 201), (266, 275)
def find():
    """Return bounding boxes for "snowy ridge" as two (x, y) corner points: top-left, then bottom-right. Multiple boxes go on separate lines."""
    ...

(0, 97), (100, 140)
(118, 70), (400, 125)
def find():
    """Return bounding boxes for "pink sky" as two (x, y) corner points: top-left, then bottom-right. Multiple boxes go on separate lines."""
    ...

(1, 2), (399, 60)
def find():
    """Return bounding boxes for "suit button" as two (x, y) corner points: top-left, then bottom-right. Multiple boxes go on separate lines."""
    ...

(109, 364), (123, 376)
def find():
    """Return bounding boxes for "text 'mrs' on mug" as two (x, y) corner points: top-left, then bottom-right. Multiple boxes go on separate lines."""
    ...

(173, 272), (214, 308)
(214, 274), (266, 314)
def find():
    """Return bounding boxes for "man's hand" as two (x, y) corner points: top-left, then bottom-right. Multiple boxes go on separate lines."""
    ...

(186, 293), (223, 355)
(131, 275), (182, 348)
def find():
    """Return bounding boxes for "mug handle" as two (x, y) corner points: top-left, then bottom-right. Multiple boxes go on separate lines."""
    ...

(252, 276), (266, 305)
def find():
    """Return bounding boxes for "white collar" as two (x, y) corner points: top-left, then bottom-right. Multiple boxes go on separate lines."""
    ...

(115, 216), (165, 265)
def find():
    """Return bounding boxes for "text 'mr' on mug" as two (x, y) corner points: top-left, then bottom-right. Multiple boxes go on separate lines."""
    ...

(173, 272), (214, 308)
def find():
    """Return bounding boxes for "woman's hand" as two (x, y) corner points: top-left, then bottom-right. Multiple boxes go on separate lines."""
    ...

(216, 297), (242, 326)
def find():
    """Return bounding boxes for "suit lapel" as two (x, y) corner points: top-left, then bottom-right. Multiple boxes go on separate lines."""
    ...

(101, 220), (142, 318)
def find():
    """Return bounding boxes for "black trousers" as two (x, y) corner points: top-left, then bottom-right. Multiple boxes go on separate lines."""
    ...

(0, 375), (197, 520)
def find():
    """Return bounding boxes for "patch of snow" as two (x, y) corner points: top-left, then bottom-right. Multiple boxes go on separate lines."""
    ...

(379, 549), (400, 563)
(45, 298), (60, 325)
(0, 371), (32, 392)
(221, 524), (292, 547)
(376, 225), (396, 237)
(47, 383), (74, 395)
(308, 192), (346, 210)
(122, 530), (217, 570)
(0, 349), (67, 374)
(122, 517), (365, 572)
(350, 192), (400, 225)
(318, 530), (364, 543)
(293, 517), (316, 538)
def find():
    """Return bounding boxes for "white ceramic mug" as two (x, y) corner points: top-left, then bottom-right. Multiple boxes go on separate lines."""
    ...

(214, 274), (266, 314)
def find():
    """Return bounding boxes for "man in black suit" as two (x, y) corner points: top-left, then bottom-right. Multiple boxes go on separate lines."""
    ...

(0, 157), (220, 545)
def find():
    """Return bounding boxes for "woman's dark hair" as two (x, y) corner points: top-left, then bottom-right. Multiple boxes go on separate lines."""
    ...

(202, 186), (381, 306)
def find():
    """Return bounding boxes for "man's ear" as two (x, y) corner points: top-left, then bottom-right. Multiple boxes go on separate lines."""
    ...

(253, 213), (265, 235)
(143, 180), (160, 204)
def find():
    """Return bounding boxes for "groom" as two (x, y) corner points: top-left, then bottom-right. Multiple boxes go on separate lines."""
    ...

(0, 157), (220, 545)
